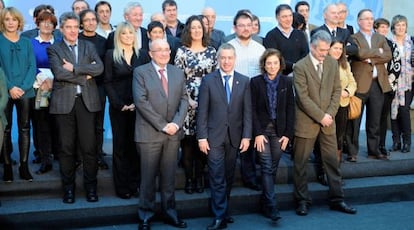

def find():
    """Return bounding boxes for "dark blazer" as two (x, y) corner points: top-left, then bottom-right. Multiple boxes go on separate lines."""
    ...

(133, 62), (188, 142)
(106, 27), (149, 51)
(196, 70), (252, 148)
(47, 39), (104, 114)
(166, 20), (185, 38)
(250, 74), (295, 140)
(350, 31), (392, 94)
(293, 55), (341, 138)
(311, 24), (358, 57)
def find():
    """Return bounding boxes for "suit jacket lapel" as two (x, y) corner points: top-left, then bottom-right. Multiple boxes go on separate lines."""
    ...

(258, 77), (271, 114)
(305, 56), (321, 83)
(230, 73), (242, 106)
(213, 70), (228, 104)
(60, 42), (76, 64)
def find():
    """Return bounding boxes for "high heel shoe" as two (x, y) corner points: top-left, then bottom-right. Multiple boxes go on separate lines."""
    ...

(194, 177), (204, 193)
(184, 178), (193, 194)
(3, 164), (13, 182)
(19, 162), (33, 182)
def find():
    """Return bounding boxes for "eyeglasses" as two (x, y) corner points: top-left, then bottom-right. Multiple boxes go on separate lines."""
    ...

(236, 24), (252, 28)
(151, 49), (171, 54)
(40, 22), (53, 27)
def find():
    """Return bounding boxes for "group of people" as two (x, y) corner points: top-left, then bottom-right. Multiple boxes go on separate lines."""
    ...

(0, 0), (412, 229)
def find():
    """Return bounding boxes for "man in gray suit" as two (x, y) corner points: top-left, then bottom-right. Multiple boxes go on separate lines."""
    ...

(293, 30), (356, 216)
(133, 39), (188, 230)
(197, 43), (252, 230)
(47, 12), (103, 204)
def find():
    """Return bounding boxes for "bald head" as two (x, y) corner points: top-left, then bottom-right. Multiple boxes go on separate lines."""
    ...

(202, 6), (217, 31)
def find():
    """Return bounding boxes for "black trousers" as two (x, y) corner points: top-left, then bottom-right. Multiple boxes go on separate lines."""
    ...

(109, 106), (139, 195)
(54, 96), (98, 192)
(379, 91), (395, 147)
(180, 135), (206, 180)
(391, 90), (412, 145)
(335, 106), (349, 150)
(3, 97), (31, 164)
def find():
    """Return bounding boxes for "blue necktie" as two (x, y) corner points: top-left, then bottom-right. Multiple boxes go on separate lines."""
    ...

(224, 75), (231, 104)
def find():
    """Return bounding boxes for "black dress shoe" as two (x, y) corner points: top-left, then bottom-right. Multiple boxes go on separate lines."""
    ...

(367, 154), (389, 160)
(184, 178), (194, 194)
(379, 146), (390, 156)
(401, 144), (410, 153)
(164, 215), (187, 228)
(207, 219), (227, 230)
(317, 174), (328, 186)
(86, 190), (99, 202)
(392, 143), (401, 151)
(263, 207), (281, 221)
(139, 220), (150, 230)
(224, 216), (234, 223)
(295, 203), (308, 216)
(244, 182), (262, 191)
(63, 190), (75, 204)
(330, 201), (357, 214)
(36, 162), (52, 175)
(117, 192), (131, 199)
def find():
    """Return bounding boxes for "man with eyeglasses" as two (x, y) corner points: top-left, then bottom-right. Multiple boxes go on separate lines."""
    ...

(78, 9), (109, 171)
(133, 39), (188, 230)
(228, 10), (265, 193)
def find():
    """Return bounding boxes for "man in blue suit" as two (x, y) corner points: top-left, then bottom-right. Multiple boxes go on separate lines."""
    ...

(197, 43), (252, 230)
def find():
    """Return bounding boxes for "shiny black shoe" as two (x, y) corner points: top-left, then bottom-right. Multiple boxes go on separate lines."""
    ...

(36, 162), (53, 175)
(224, 216), (234, 224)
(330, 202), (357, 214)
(263, 207), (281, 221)
(207, 219), (227, 230)
(295, 203), (308, 216)
(379, 145), (390, 156)
(63, 190), (75, 204)
(164, 215), (187, 228)
(401, 144), (410, 153)
(194, 177), (205, 193)
(317, 174), (328, 186)
(86, 189), (99, 202)
(139, 220), (151, 230)
(244, 181), (262, 191)
(391, 143), (401, 151)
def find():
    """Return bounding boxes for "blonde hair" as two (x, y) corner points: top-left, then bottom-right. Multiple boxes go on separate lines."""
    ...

(0, 7), (25, 32)
(113, 22), (140, 64)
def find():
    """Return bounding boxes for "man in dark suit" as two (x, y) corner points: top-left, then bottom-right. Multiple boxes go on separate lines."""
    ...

(197, 43), (252, 230)
(293, 30), (356, 216)
(311, 3), (358, 57)
(106, 2), (149, 51)
(133, 39), (188, 230)
(346, 9), (392, 162)
(337, 2), (355, 34)
(47, 12), (103, 204)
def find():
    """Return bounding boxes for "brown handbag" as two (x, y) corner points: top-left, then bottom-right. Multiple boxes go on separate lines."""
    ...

(348, 96), (362, 120)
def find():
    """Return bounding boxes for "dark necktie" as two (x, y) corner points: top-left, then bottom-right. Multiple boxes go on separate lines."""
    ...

(331, 30), (336, 38)
(224, 75), (231, 104)
(159, 69), (168, 97)
(69, 44), (77, 63)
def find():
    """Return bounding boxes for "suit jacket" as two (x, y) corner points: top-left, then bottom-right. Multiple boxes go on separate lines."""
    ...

(133, 62), (188, 142)
(293, 55), (341, 138)
(196, 70), (252, 148)
(166, 20), (185, 38)
(350, 31), (392, 94)
(47, 39), (103, 114)
(311, 24), (358, 57)
(106, 27), (149, 51)
(251, 74), (295, 140)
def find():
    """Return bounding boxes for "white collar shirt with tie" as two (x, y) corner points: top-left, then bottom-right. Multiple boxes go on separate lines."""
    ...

(152, 62), (168, 81)
(309, 54), (323, 79)
(219, 70), (234, 91)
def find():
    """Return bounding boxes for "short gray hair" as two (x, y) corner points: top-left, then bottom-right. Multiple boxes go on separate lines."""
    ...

(124, 2), (142, 16)
(310, 30), (332, 47)
(59, 11), (79, 28)
(217, 43), (236, 58)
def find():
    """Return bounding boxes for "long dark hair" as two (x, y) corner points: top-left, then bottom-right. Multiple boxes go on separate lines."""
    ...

(181, 15), (209, 47)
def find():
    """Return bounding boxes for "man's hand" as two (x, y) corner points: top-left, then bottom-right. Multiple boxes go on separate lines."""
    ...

(198, 139), (210, 155)
(254, 135), (268, 153)
(62, 58), (74, 72)
(9, 87), (24, 99)
(320, 113), (333, 127)
(163, 123), (178, 135)
(239, 138), (250, 153)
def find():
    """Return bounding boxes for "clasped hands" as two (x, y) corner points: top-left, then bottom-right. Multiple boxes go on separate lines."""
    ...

(320, 113), (334, 127)
(163, 123), (178, 136)
(121, 104), (135, 112)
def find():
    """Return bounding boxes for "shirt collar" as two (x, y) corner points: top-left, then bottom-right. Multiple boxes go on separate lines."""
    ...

(35, 34), (54, 44)
(219, 69), (234, 78)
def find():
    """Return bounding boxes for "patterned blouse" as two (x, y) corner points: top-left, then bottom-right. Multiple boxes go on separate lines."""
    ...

(174, 45), (217, 135)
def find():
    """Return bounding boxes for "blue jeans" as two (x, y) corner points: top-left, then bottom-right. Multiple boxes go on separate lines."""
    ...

(258, 122), (283, 208)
